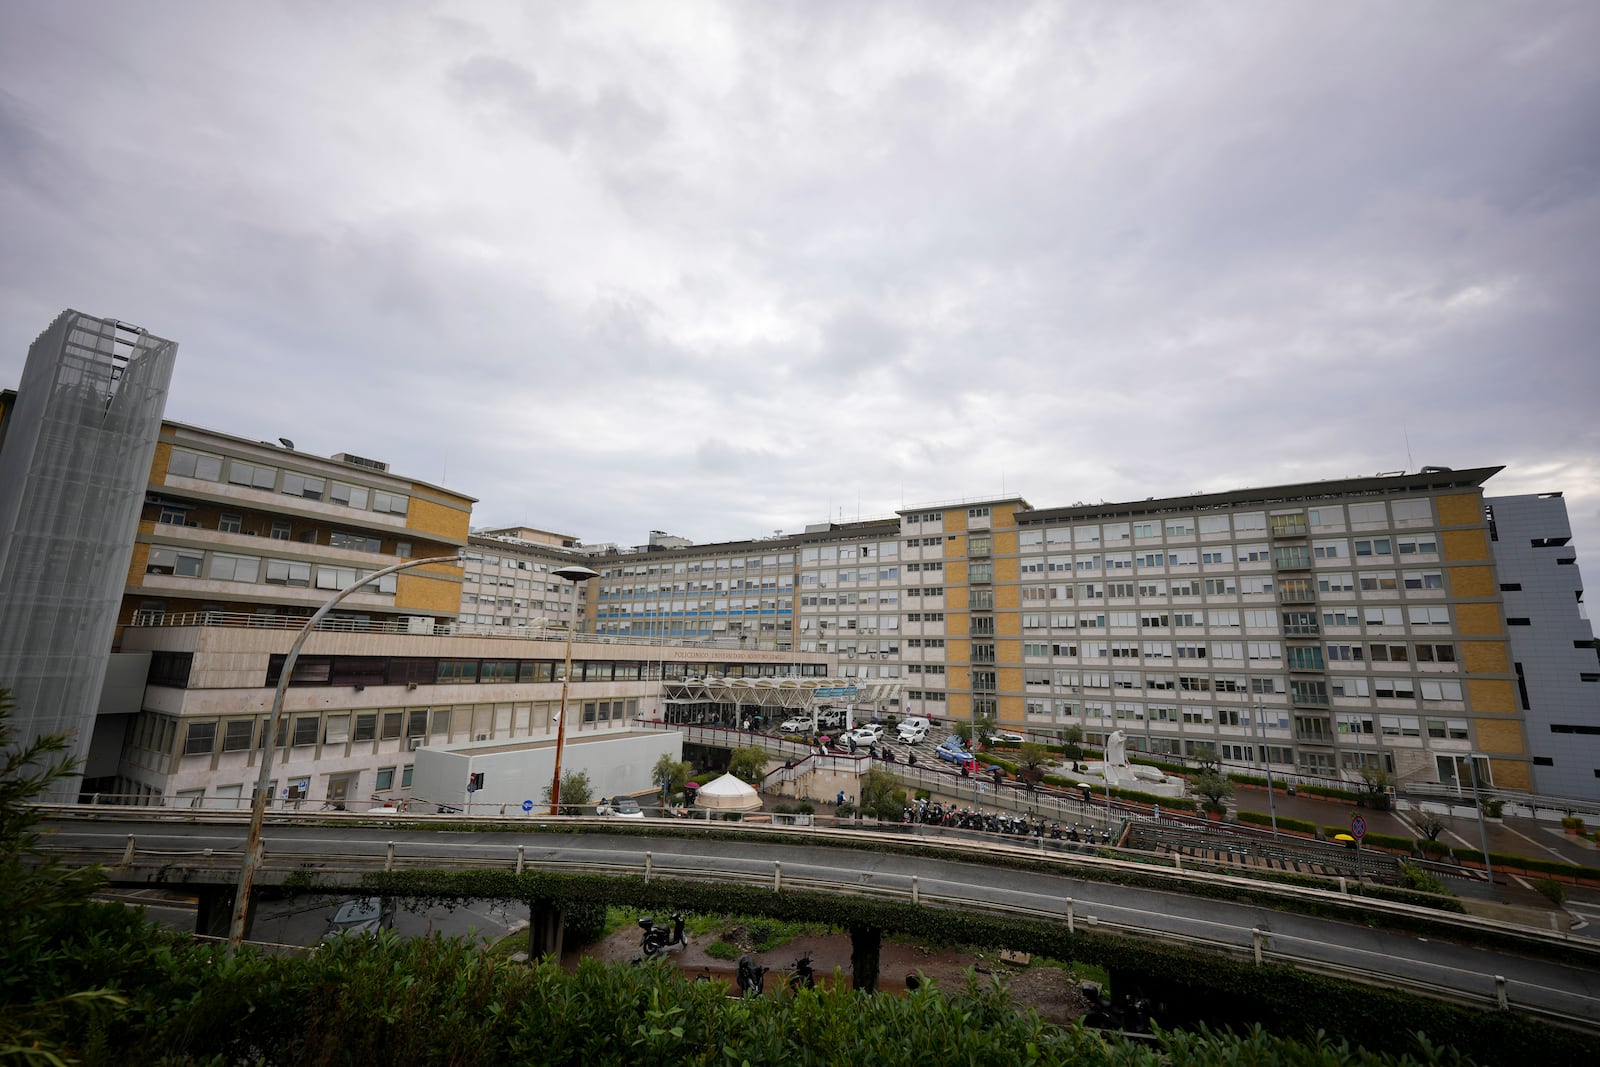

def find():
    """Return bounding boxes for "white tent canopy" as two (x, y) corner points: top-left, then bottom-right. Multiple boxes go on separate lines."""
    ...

(693, 771), (763, 812)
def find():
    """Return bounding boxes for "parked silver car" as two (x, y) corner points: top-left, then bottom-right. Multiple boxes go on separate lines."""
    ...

(320, 897), (396, 942)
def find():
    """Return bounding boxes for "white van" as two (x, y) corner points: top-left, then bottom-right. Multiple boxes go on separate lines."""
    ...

(897, 717), (931, 744)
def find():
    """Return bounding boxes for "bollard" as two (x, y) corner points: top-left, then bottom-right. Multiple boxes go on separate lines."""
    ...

(1173, 850), (1182, 871)
(122, 834), (136, 867)
(1252, 927), (1263, 965)
(1337, 876), (1348, 895)
(1494, 975), (1508, 1010)
(774, 860), (782, 892)
(1066, 897), (1075, 934)
(911, 874), (919, 905)
(644, 850), (653, 883)
(385, 841), (395, 871)
(516, 843), (525, 875)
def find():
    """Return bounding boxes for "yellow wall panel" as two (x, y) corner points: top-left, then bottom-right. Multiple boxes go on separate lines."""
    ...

(396, 570), (464, 614)
(1460, 641), (1509, 674)
(1474, 717), (1527, 755)
(946, 560), (969, 584)
(998, 667), (1022, 691)
(150, 440), (173, 480)
(996, 613), (1022, 637)
(948, 693), (971, 718)
(1449, 566), (1496, 598)
(1488, 758), (1530, 790)
(993, 531), (1017, 554)
(994, 557), (1018, 582)
(1467, 678), (1516, 713)
(1441, 529), (1490, 562)
(948, 666), (971, 689)
(995, 583), (1020, 610)
(406, 496), (472, 543)
(997, 639), (1021, 660)
(126, 541), (151, 585)
(1435, 492), (1483, 527)
(1455, 603), (1502, 636)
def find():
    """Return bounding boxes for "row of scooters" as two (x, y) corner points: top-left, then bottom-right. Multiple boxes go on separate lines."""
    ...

(636, 914), (819, 997)
(903, 799), (1113, 843)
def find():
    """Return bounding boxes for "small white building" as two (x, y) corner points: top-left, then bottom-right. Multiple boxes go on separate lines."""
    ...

(410, 728), (682, 814)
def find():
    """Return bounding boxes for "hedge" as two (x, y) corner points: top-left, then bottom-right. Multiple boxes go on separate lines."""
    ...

(1447, 846), (1600, 882)
(1237, 811), (1318, 836)
(1321, 826), (1414, 852)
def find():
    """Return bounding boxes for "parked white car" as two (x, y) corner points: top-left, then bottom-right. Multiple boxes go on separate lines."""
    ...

(896, 719), (930, 744)
(596, 796), (645, 818)
(779, 717), (814, 733)
(991, 730), (1026, 744)
(845, 723), (884, 746)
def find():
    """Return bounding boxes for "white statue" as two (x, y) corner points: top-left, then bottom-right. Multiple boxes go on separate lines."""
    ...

(1105, 729), (1128, 768)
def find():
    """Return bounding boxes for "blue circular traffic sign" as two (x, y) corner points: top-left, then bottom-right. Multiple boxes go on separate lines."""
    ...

(522, 799), (534, 812)
(1350, 815), (1367, 838)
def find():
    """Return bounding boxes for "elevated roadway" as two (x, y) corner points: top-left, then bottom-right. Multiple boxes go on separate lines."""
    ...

(33, 806), (1600, 1032)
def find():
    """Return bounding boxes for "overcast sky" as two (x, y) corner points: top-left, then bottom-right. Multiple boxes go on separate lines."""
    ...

(3, 2), (1597, 564)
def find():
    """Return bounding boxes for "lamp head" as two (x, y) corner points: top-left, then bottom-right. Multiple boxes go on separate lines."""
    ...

(553, 564), (599, 584)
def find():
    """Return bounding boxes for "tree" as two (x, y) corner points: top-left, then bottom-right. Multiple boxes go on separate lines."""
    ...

(540, 770), (594, 814)
(651, 754), (691, 801)
(857, 767), (906, 821)
(953, 721), (973, 745)
(1061, 724), (1084, 761)
(0, 689), (126, 1056)
(973, 715), (997, 748)
(1190, 769), (1235, 815)
(1017, 742), (1051, 783)
(1358, 766), (1392, 811)
(727, 746), (770, 785)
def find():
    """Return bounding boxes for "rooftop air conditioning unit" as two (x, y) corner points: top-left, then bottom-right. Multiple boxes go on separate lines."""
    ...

(408, 738), (424, 751)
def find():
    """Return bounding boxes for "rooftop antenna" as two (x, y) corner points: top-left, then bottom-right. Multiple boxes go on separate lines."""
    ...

(1403, 425), (1414, 473)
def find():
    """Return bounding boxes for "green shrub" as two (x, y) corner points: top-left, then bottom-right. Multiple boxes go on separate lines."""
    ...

(1236, 811), (1317, 835)
(1532, 876), (1567, 907)
(1396, 861), (1451, 896)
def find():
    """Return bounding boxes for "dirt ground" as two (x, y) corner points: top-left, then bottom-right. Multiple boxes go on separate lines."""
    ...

(564, 923), (1091, 1027)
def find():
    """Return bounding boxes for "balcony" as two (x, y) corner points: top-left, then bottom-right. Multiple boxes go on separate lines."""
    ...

(1270, 516), (1308, 538)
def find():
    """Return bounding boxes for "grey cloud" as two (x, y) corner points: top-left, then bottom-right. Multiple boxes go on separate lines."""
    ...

(446, 54), (665, 153)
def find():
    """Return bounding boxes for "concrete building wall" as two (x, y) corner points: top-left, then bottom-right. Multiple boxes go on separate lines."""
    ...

(411, 729), (682, 814)
(1488, 493), (1598, 799)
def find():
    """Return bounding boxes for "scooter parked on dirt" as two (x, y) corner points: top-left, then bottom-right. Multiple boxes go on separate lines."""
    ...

(736, 954), (768, 996)
(789, 952), (816, 990)
(638, 913), (689, 957)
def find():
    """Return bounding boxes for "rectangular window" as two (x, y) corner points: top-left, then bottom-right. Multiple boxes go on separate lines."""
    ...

(169, 448), (224, 481)
(373, 491), (409, 516)
(281, 473), (325, 500)
(221, 720), (255, 751)
(183, 721), (217, 756)
(353, 713), (378, 742)
(381, 712), (404, 740)
(375, 766), (395, 790)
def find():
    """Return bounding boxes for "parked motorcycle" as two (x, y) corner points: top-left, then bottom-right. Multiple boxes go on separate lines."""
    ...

(638, 913), (689, 957)
(789, 952), (816, 990)
(736, 954), (767, 996)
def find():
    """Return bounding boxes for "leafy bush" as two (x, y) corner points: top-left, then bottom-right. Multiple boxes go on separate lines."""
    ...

(1396, 861), (1452, 897)
(1533, 876), (1567, 906)
(1236, 811), (1318, 836)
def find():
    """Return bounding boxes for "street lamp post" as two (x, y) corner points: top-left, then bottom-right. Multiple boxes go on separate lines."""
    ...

(1253, 699), (1279, 837)
(228, 553), (461, 950)
(1467, 752), (1494, 890)
(547, 564), (599, 815)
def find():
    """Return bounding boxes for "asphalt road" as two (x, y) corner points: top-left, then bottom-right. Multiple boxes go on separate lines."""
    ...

(47, 814), (1600, 1026)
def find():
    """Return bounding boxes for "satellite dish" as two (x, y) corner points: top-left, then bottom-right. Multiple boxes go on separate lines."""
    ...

(279, 438), (295, 449)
